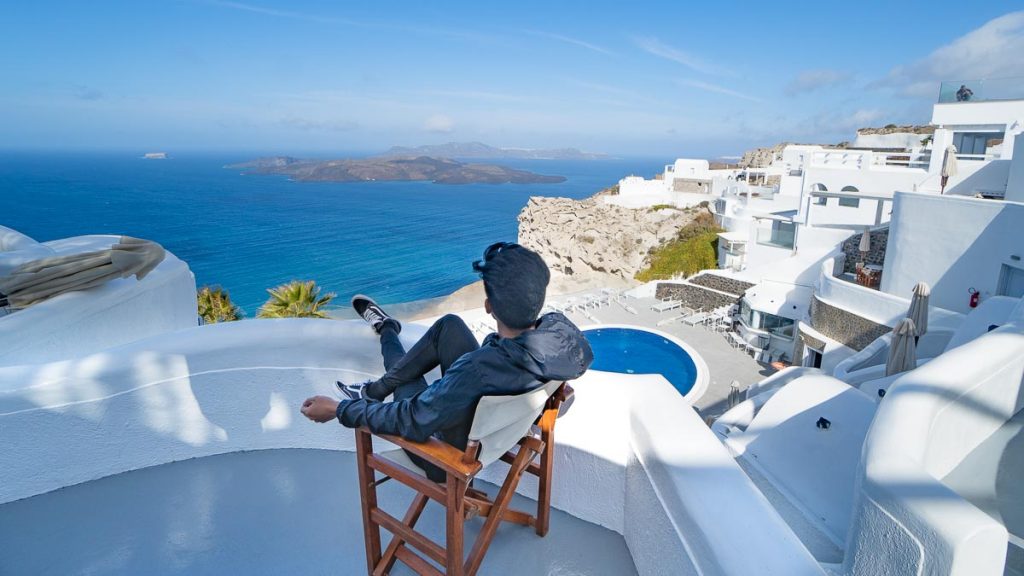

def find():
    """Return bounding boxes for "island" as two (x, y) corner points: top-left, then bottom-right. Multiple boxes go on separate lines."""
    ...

(225, 155), (567, 185)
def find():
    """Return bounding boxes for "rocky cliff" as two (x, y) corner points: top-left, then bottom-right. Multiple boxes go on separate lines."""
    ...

(518, 196), (694, 293)
(738, 143), (790, 168)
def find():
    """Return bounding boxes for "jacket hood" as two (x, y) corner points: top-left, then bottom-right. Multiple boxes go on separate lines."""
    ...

(491, 312), (593, 381)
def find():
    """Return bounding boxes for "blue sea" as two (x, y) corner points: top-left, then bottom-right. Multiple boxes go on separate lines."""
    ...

(1, 152), (664, 314)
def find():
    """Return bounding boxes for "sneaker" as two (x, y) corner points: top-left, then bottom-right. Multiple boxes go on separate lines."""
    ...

(351, 294), (400, 334)
(336, 380), (371, 401)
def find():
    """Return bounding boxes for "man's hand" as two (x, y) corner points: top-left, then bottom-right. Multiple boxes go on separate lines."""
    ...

(301, 395), (341, 423)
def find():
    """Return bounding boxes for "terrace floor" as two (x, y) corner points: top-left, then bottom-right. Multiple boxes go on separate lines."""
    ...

(0, 449), (637, 576)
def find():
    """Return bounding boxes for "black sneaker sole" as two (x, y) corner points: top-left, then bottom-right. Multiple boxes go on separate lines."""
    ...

(351, 294), (400, 334)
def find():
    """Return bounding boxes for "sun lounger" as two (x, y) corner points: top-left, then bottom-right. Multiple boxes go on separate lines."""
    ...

(651, 300), (682, 313)
(682, 312), (710, 326)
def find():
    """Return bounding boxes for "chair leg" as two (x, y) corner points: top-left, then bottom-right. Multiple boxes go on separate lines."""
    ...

(464, 443), (540, 576)
(536, 411), (557, 537)
(376, 493), (429, 576)
(446, 475), (468, 576)
(355, 430), (383, 575)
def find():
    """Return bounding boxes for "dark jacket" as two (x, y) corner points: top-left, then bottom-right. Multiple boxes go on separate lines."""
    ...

(336, 313), (593, 480)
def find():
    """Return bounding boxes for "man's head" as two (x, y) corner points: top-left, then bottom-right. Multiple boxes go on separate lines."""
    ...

(473, 242), (550, 330)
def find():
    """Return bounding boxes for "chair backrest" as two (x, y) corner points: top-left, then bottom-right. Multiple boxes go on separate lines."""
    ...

(468, 380), (563, 467)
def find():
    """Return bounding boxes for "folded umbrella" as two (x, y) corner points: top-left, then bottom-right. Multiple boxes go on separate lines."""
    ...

(884, 318), (918, 377)
(906, 282), (930, 338)
(0, 237), (165, 308)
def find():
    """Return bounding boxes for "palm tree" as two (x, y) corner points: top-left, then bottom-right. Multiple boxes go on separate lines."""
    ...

(197, 285), (243, 324)
(257, 280), (335, 319)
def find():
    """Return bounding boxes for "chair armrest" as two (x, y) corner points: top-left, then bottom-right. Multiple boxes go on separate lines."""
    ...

(554, 383), (574, 403)
(360, 428), (482, 480)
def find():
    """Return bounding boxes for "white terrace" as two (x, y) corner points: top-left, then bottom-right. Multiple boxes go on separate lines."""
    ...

(2, 221), (1021, 574)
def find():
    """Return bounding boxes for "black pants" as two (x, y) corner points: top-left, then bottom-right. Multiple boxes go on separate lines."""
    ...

(367, 314), (480, 402)
(368, 314), (480, 481)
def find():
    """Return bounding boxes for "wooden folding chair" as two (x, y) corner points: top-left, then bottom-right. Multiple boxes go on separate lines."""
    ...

(354, 380), (573, 576)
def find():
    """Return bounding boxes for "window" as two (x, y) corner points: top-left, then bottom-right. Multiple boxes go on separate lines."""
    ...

(998, 264), (1024, 298)
(738, 299), (795, 339)
(838, 197), (860, 208)
(953, 132), (1000, 156)
(815, 196), (827, 206)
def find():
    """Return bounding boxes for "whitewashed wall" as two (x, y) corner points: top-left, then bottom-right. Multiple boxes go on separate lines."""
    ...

(0, 235), (198, 366)
(883, 192), (1024, 313)
(1007, 137), (1024, 203)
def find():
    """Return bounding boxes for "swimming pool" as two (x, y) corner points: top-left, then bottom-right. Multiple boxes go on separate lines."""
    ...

(583, 327), (700, 396)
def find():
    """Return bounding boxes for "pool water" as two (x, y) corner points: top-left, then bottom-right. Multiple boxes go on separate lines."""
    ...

(583, 327), (698, 396)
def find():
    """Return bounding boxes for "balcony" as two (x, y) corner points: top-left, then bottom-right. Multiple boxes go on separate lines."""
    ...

(938, 77), (1024, 104)
(755, 220), (795, 250)
(810, 149), (930, 171)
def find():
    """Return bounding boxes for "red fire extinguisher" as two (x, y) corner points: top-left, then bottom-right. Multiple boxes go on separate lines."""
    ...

(969, 287), (980, 308)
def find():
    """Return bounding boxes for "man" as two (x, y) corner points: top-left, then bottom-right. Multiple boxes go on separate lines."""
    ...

(300, 242), (593, 482)
(956, 84), (973, 102)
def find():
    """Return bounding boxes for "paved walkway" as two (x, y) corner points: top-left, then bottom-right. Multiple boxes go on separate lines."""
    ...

(558, 294), (771, 418)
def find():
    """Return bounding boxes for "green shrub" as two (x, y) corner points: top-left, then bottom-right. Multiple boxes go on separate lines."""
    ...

(635, 213), (723, 281)
(197, 285), (243, 323)
(647, 204), (676, 212)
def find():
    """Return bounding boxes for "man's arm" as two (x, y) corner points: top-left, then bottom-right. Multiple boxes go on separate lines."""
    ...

(301, 357), (482, 442)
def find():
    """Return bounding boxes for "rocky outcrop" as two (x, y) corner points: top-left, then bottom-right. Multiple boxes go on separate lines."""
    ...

(856, 125), (934, 136)
(518, 197), (693, 292)
(738, 144), (790, 169)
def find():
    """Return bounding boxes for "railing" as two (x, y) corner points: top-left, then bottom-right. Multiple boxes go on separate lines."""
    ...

(956, 152), (997, 162)
(938, 77), (1024, 104)
(811, 149), (930, 170)
(871, 150), (931, 169)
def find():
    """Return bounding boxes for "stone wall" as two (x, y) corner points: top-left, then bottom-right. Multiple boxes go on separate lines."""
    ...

(688, 274), (755, 296)
(672, 179), (711, 193)
(655, 283), (740, 312)
(841, 227), (889, 274)
(810, 296), (890, 351)
(798, 327), (826, 352)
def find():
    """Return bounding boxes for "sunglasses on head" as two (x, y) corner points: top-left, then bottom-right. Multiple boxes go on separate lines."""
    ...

(472, 241), (520, 274)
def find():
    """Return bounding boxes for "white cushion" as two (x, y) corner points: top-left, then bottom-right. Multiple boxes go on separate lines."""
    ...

(379, 448), (428, 477)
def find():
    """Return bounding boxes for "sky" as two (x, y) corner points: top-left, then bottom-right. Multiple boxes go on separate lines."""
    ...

(2, 1), (1023, 158)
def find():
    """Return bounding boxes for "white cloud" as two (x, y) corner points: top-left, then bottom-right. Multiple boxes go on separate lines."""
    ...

(424, 114), (455, 133)
(874, 11), (1024, 97)
(785, 69), (853, 96)
(634, 37), (733, 77)
(677, 79), (762, 103)
(525, 30), (613, 55)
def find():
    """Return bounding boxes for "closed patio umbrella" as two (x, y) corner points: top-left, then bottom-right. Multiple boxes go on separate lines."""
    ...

(906, 282), (930, 338)
(858, 228), (871, 254)
(940, 145), (958, 194)
(885, 318), (918, 377)
(0, 237), (165, 308)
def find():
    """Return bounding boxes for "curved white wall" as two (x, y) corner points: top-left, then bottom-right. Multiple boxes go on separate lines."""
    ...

(0, 235), (198, 366)
(0, 318), (826, 575)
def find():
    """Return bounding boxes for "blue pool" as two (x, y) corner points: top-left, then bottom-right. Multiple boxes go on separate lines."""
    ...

(583, 327), (698, 396)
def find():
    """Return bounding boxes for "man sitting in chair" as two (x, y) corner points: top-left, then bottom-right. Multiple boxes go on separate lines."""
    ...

(300, 242), (593, 482)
